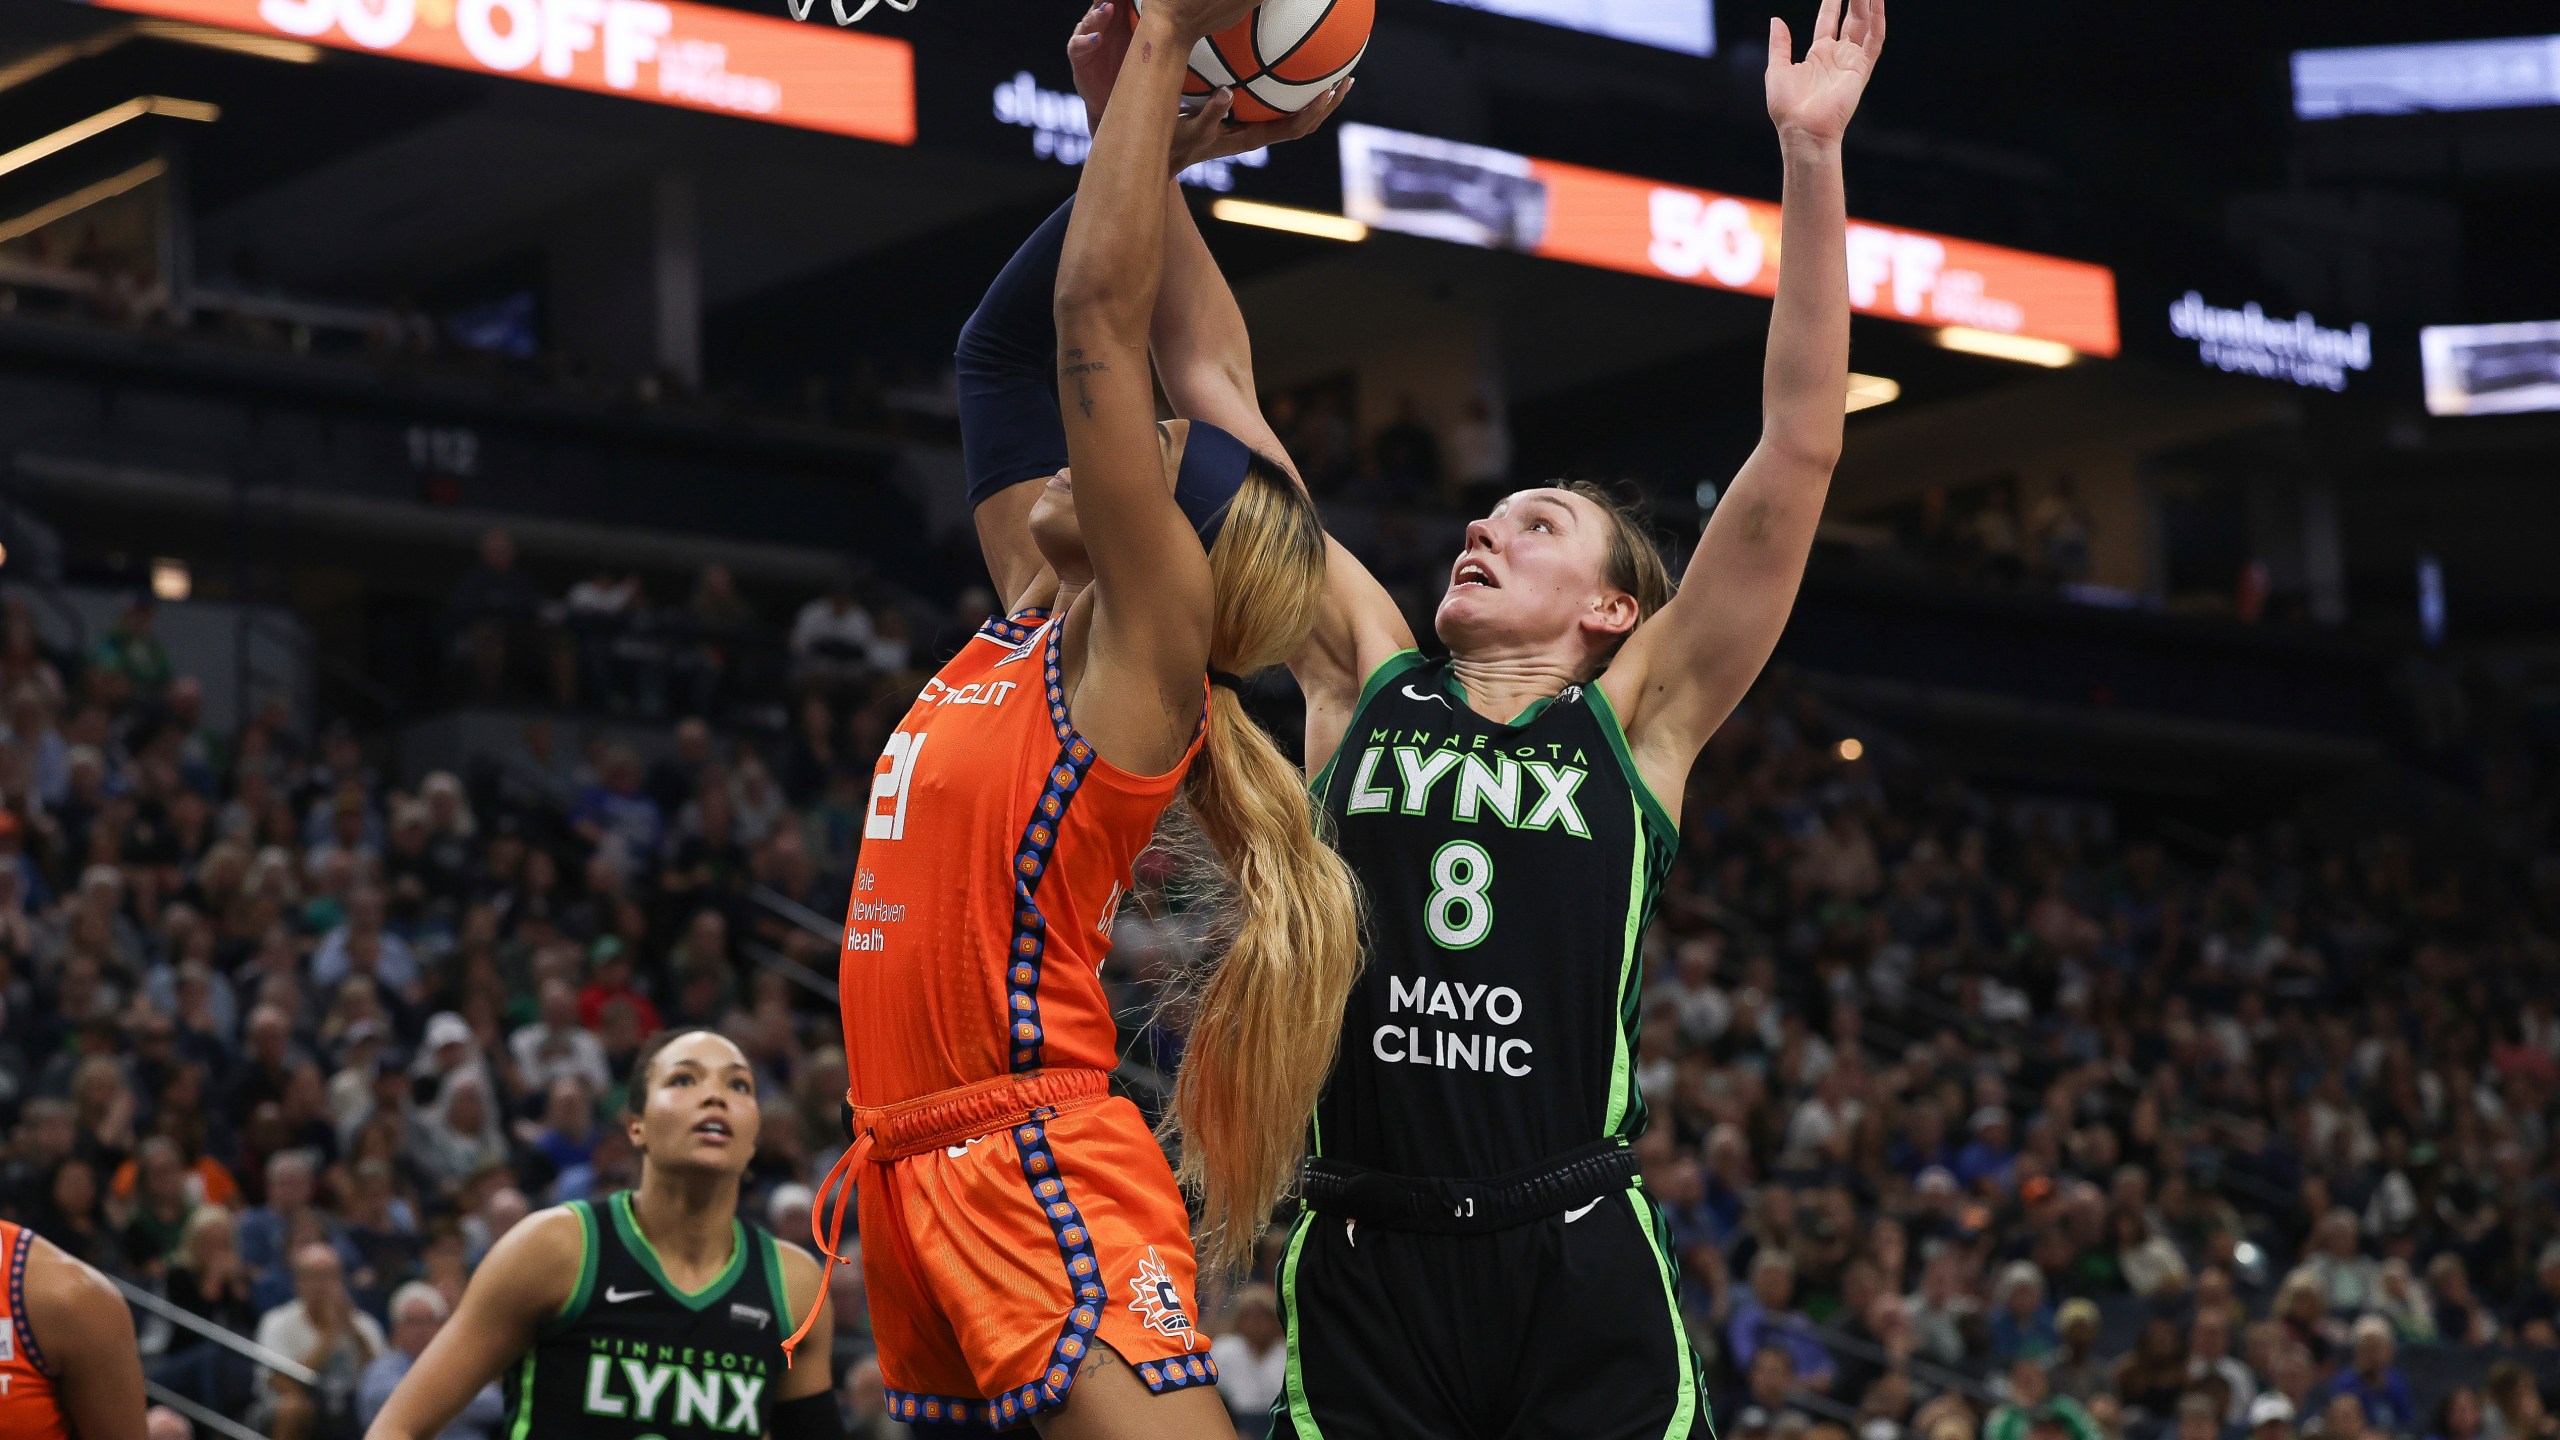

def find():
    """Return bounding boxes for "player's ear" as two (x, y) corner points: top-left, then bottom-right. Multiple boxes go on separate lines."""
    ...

(1586, 588), (1641, 639)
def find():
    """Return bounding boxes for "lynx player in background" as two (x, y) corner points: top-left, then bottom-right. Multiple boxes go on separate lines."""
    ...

(362, 1029), (838, 1440)
(1136, 0), (1889, 1432)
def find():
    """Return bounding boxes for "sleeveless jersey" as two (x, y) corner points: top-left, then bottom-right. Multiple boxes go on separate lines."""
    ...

(0, 1222), (70, 1440)
(839, 608), (1201, 1105)
(501, 1192), (788, 1440)
(1312, 653), (1677, 1179)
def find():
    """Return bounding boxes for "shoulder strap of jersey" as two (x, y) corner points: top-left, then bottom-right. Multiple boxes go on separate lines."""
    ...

(755, 1224), (790, 1316)
(1579, 679), (1678, 843)
(5, 1219), (47, 1375)
(543, 1199), (601, 1337)
(1313, 649), (1432, 800)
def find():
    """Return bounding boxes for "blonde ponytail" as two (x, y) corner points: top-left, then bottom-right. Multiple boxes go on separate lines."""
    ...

(1158, 459), (1365, 1275)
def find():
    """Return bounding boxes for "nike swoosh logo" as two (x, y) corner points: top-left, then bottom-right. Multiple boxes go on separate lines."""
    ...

(604, 1287), (652, 1303)
(1563, 1198), (1604, 1224)
(1400, 684), (1452, 708)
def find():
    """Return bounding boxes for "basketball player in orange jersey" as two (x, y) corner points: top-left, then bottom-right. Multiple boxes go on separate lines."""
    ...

(0, 1219), (147, 1440)
(788, 0), (1362, 1432)
(1081, 2), (1881, 1434)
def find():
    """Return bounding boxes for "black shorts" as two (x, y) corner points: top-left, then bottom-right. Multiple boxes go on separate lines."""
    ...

(1271, 1183), (1713, 1440)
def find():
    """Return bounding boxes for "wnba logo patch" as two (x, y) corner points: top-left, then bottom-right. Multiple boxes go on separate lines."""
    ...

(1126, 1248), (1195, 1351)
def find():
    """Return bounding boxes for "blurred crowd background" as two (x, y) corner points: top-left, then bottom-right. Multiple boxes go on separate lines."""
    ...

(1, 509), (2554, 1440)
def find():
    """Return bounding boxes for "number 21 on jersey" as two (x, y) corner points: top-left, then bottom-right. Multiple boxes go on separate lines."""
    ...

(867, 730), (928, 840)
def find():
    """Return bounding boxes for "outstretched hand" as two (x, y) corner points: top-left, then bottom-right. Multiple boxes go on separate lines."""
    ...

(1765, 0), (1883, 149)
(1071, 1), (1354, 173)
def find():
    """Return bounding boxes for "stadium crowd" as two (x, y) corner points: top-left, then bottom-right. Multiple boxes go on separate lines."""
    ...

(0, 521), (2554, 1440)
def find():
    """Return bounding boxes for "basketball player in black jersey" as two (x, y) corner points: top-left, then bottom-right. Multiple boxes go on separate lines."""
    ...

(364, 1030), (839, 1440)
(1112, 0), (1888, 1434)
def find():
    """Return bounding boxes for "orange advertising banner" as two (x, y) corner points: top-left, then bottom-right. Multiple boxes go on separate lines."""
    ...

(1342, 125), (2120, 357)
(93, 0), (915, 143)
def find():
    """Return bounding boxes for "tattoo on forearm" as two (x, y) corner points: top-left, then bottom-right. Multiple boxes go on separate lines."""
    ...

(1060, 347), (1111, 418)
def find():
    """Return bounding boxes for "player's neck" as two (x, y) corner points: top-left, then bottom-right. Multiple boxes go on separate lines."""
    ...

(1446, 649), (1582, 725)
(629, 1170), (739, 1280)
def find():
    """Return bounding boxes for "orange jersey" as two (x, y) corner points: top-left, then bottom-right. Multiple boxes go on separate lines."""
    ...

(0, 1222), (69, 1440)
(839, 608), (1200, 1104)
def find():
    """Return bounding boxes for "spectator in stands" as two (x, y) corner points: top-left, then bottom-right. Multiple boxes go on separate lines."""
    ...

(575, 937), (659, 1037)
(1960, 1109), (2019, 1192)
(2113, 1205), (2189, 1298)
(1990, 1261), (2058, 1363)
(840, 1356), (902, 1440)
(789, 576), (876, 698)
(2301, 1209), (2385, 1318)
(1988, 1360), (2103, 1440)
(91, 591), (174, 703)
(2249, 1394), (2298, 1440)
(1739, 1346), (1815, 1436)
(257, 1240), (386, 1440)
(445, 527), (546, 702)
(1212, 1284), (1287, 1439)
(146, 1409), (192, 1440)
(357, 1281), (503, 1440)
(559, 569), (646, 712)
(153, 1204), (260, 1410)
(570, 746), (662, 862)
(2507, 1243), (2560, 1338)
(2482, 1362), (2553, 1440)
(509, 976), (610, 1095)
(1730, 1251), (1837, 1391)
(2321, 1392), (2371, 1440)
(2110, 1317), (2190, 1422)
(2046, 1298), (2109, 1402)
(678, 564), (759, 717)
(2432, 1389), (2489, 1440)
(2188, 1305), (2258, 1426)
(310, 884), (419, 994)
(119, 1134), (200, 1278)
(2428, 1253), (2502, 1346)
(2274, 1271), (2338, 1365)
(2320, 1315), (2416, 1433)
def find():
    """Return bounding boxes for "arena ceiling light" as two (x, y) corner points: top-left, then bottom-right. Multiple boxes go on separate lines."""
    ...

(1845, 373), (1899, 413)
(0, 157), (168, 246)
(1210, 198), (1368, 243)
(0, 97), (220, 182)
(1934, 325), (2077, 368)
(132, 18), (322, 62)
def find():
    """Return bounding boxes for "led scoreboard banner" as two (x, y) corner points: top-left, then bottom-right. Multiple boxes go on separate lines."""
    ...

(86, 0), (915, 142)
(1338, 124), (2119, 357)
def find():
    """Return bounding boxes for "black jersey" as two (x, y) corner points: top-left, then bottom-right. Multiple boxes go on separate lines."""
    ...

(1312, 652), (1677, 1180)
(500, 1191), (789, 1440)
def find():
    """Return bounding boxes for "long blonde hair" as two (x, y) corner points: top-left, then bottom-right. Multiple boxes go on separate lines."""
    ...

(1161, 455), (1364, 1274)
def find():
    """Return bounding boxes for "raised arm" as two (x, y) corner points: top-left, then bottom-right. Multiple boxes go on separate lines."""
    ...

(363, 1208), (580, 1440)
(1600, 0), (1883, 804)
(1062, 2), (1410, 776)
(1048, 0), (1252, 768)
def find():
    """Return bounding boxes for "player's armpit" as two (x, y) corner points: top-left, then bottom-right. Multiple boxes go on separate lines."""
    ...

(25, 1239), (146, 1440)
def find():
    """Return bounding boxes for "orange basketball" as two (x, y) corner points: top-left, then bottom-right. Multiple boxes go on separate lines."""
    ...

(1153, 0), (1374, 124)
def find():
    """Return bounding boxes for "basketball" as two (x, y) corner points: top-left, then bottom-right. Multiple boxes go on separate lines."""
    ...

(1160, 0), (1375, 123)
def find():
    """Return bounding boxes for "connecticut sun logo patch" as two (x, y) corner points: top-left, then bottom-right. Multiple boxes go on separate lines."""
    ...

(1126, 1247), (1196, 1350)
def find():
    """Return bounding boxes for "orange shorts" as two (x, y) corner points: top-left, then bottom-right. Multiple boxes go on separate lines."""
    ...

(858, 1089), (1219, 1429)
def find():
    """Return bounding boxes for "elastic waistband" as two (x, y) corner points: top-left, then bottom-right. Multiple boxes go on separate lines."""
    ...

(851, 1069), (1111, 1162)
(1298, 1140), (1640, 1235)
